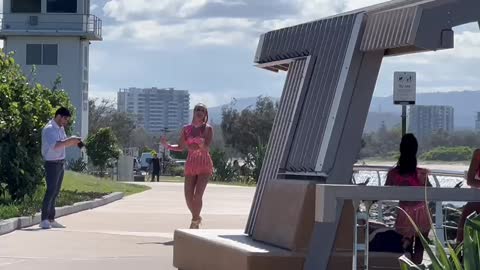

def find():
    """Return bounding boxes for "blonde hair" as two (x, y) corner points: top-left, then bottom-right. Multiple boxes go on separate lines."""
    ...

(193, 103), (208, 124)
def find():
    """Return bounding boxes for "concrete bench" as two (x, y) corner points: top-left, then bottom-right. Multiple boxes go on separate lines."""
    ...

(173, 180), (406, 270)
(173, 229), (305, 270)
(173, 229), (404, 270)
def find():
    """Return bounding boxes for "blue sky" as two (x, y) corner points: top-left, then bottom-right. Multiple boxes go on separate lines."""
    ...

(4, 0), (480, 108)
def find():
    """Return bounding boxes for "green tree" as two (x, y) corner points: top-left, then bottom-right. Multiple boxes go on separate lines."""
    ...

(210, 148), (235, 182)
(221, 96), (277, 155)
(129, 127), (154, 151)
(378, 121), (388, 138)
(359, 127), (402, 159)
(0, 51), (74, 200)
(85, 128), (121, 177)
(244, 142), (267, 182)
(88, 98), (135, 148)
(421, 146), (473, 161)
(220, 96), (277, 182)
(170, 150), (188, 160)
(425, 130), (452, 150)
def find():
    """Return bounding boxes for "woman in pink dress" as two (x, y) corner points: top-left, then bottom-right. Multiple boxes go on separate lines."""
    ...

(456, 149), (480, 243)
(385, 133), (432, 264)
(161, 103), (214, 229)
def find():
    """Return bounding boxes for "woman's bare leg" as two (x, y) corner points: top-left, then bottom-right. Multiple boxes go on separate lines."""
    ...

(192, 174), (210, 221)
(184, 176), (196, 217)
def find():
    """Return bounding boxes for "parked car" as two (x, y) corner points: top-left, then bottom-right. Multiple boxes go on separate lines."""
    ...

(139, 152), (153, 171)
(174, 160), (186, 167)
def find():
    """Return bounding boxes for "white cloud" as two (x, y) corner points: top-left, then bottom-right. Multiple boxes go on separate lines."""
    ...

(416, 85), (478, 93)
(101, 0), (443, 50)
(343, 0), (385, 11)
(103, 0), (242, 21)
(89, 49), (109, 73)
(291, 0), (386, 21)
(448, 31), (480, 58)
(90, 0), (480, 101)
(89, 85), (117, 102)
(383, 29), (480, 66)
(292, 0), (340, 21)
(103, 17), (265, 48)
(190, 91), (238, 108)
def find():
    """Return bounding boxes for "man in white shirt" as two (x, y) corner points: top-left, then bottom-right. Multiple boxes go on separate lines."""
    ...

(40, 107), (82, 229)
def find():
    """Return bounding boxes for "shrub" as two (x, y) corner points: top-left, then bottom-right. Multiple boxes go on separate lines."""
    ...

(169, 165), (184, 177)
(399, 211), (480, 269)
(0, 51), (75, 200)
(85, 128), (121, 177)
(211, 148), (235, 182)
(421, 147), (473, 161)
(68, 158), (87, 173)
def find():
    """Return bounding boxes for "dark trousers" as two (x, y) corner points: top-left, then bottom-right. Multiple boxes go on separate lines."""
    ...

(41, 160), (65, 221)
(151, 171), (160, 182)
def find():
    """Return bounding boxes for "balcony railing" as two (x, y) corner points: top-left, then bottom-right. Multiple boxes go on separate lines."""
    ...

(0, 13), (102, 40)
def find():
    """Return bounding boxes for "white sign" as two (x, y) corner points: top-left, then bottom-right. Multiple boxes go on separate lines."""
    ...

(393, 71), (416, 105)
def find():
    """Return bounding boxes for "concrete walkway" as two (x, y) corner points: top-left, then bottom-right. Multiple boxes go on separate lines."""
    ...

(0, 182), (255, 270)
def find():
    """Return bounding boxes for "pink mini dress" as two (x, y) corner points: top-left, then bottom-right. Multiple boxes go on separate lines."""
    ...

(386, 168), (431, 238)
(183, 124), (214, 177)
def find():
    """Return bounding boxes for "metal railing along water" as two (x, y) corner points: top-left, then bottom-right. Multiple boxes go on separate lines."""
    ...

(352, 165), (466, 245)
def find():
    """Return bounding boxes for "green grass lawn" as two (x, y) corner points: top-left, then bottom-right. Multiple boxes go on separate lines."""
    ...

(63, 171), (149, 195)
(0, 171), (150, 221)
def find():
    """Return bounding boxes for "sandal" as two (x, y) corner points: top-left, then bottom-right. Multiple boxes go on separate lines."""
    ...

(190, 217), (202, 229)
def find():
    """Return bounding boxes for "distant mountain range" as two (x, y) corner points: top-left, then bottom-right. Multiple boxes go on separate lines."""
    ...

(197, 90), (480, 132)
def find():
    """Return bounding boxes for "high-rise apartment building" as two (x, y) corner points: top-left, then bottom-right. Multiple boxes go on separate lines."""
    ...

(118, 87), (190, 134)
(408, 105), (454, 139)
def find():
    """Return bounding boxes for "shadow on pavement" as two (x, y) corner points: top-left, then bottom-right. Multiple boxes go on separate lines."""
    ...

(137, 240), (174, 246)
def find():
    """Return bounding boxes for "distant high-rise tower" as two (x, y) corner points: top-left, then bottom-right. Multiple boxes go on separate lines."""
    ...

(118, 87), (190, 134)
(0, 0), (102, 160)
(408, 105), (454, 139)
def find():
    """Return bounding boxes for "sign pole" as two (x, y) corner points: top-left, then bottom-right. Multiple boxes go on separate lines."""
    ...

(393, 71), (416, 137)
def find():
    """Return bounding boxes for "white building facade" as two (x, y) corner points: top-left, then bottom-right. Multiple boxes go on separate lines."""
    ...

(408, 105), (454, 139)
(118, 87), (190, 135)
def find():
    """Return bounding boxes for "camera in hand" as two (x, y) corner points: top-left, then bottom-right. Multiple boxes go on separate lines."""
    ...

(77, 141), (85, 148)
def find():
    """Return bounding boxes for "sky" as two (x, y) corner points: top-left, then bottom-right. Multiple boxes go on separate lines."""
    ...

(2, 0), (480, 108)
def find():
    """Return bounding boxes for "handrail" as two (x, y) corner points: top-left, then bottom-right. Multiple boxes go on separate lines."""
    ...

(352, 164), (467, 245)
(316, 184), (480, 222)
(316, 184), (480, 270)
(0, 13), (102, 39)
(353, 165), (465, 179)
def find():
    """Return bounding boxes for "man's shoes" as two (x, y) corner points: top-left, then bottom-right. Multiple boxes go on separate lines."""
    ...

(39, 220), (51, 229)
(49, 220), (66, 228)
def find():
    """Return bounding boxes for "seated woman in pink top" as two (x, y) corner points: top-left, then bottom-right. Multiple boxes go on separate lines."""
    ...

(456, 149), (480, 243)
(161, 103), (214, 229)
(385, 133), (432, 264)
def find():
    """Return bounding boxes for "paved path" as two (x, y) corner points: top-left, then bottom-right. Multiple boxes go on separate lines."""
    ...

(0, 182), (255, 270)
